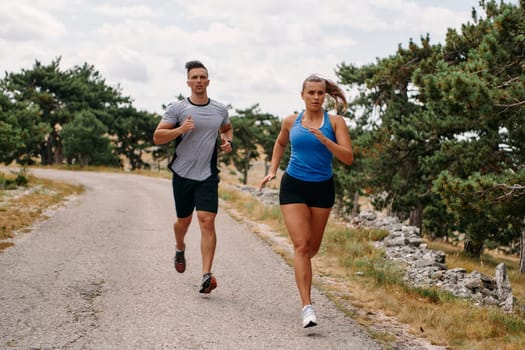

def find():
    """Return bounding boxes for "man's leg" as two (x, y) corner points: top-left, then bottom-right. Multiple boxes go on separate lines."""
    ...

(194, 175), (219, 293)
(173, 215), (191, 273)
(196, 211), (216, 274)
(174, 215), (192, 251)
(171, 173), (196, 273)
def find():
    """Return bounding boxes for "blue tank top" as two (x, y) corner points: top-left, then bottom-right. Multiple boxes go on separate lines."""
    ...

(286, 111), (336, 181)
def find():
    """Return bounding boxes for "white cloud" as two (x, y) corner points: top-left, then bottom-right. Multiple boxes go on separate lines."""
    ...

(0, 3), (65, 42)
(16, 0), (75, 11)
(94, 4), (159, 19)
(2, 0), (517, 118)
(98, 46), (150, 83)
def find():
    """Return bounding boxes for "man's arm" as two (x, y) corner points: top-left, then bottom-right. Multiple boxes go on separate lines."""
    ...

(219, 123), (233, 153)
(219, 123), (233, 143)
(153, 117), (195, 145)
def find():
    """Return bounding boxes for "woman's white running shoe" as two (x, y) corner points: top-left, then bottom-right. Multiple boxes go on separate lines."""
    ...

(301, 304), (317, 328)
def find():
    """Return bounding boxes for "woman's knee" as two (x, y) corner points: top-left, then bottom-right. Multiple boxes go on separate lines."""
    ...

(308, 229), (325, 257)
(294, 240), (311, 256)
(295, 241), (320, 258)
(309, 245), (320, 258)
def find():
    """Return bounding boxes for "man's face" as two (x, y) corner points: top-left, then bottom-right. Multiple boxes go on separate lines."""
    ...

(187, 67), (209, 94)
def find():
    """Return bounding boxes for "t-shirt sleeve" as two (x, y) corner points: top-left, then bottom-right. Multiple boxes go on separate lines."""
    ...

(221, 106), (230, 127)
(162, 102), (182, 125)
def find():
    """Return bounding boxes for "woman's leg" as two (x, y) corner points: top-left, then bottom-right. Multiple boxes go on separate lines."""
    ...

(308, 207), (332, 257)
(281, 203), (314, 307)
(281, 204), (332, 306)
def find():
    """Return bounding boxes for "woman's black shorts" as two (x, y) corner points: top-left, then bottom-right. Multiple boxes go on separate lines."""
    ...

(279, 172), (335, 208)
(172, 172), (219, 218)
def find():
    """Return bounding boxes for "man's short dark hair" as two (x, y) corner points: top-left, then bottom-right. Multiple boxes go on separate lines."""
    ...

(185, 60), (207, 75)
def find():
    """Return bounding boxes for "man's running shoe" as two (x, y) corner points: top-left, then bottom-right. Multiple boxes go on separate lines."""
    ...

(302, 304), (317, 328)
(199, 273), (217, 294)
(174, 250), (186, 273)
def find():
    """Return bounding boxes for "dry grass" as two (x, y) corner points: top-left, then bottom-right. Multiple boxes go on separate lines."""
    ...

(0, 171), (84, 251)
(320, 224), (525, 349)
(219, 183), (285, 231)
(32, 164), (173, 179)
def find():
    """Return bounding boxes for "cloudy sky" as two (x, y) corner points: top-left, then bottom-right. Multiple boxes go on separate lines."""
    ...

(1, 0), (518, 118)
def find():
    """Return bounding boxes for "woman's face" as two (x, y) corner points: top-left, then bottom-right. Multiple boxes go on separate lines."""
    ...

(301, 80), (326, 111)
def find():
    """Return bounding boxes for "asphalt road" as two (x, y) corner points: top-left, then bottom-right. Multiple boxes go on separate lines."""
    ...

(0, 169), (383, 350)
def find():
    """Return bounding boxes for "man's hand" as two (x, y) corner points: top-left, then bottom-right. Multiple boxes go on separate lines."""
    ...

(180, 116), (195, 133)
(219, 136), (233, 153)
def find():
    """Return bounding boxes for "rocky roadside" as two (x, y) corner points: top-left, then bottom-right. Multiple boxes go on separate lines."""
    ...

(353, 211), (517, 313)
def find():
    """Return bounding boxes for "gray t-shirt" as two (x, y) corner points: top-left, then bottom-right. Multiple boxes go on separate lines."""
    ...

(162, 97), (230, 181)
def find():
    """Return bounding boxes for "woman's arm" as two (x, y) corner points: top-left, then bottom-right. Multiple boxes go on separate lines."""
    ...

(259, 115), (294, 190)
(308, 115), (353, 165)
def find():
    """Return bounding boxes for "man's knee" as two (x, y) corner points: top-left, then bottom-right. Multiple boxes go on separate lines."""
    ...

(197, 211), (216, 231)
(175, 216), (192, 230)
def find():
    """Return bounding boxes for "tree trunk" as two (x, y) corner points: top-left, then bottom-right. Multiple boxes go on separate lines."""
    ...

(40, 140), (53, 165)
(264, 158), (270, 177)
(520, 217), (525, 274)
(54, 140), (63, 165)
(242, 168), (248, 184)
(351, 191), (359, 218)
(242, 153), (250, 185)
(49, 129), (62, 165)
(409, 202), (423, 235)
(463, 238), (484, 257)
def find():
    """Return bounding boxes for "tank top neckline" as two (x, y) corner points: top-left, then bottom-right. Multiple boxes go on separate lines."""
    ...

(298, 111), (326, 129)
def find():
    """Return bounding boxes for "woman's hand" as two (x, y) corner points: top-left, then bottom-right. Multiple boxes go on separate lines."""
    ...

(308, 127), (327, 144)
(259, 173), (276, 191)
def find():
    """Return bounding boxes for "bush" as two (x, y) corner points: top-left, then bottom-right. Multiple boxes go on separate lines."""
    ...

(0, 168), (28, 190)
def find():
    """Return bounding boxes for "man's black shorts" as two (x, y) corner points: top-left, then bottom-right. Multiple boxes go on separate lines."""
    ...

(279, 172), (335, 208)
(172, 172), (219, 218)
